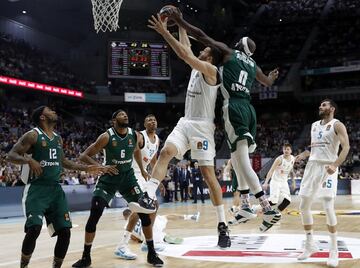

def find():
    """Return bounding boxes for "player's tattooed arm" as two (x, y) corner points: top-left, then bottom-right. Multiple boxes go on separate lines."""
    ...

(6, 130), (42, 176)
(6, 130), (37, 164)
(79, 132), (118, 175)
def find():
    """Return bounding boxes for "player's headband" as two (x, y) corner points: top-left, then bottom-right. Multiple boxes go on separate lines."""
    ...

(112, 109), (125, 119)
(241, 37), (253, 57)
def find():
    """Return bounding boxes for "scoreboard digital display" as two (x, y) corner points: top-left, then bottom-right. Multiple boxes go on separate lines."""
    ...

(108, 41), (170, 80)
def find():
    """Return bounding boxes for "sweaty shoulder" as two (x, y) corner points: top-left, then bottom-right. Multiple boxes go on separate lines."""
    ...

(98, 131), (110, 146)
(24, 129), (39, 144)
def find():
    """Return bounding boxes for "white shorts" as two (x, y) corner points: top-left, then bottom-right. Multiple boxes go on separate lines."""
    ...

(153, 215), (168, 244)
(269, 178), (291, 204)
(165, 117), (215, 162)
(134, 170), (157, 200)
(130, 215), (168, 243)
(134, 170), (147, 191)
(299, 161), (338, 198)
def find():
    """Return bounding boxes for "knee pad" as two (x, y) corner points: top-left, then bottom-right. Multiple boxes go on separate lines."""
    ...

(299, 196), (313, 225)
(22, 225), (42, 255)
(25, 225), (42, 239)
(138, 213), (151, 227)
(322, 197), (337, 226)
(57, 227), (71, 240)
(85, 197), (107, 233)
(55, 228), (71, 259)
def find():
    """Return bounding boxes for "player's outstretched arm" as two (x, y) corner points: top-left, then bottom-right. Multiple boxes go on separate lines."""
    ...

(179, 26), (191, 48)
(256, 67), (279, 87)
(60, 137), (109, 175)
(6, 130), (42, 176)
(79, 132), (118, 175)
(169, 10), (232, 57)
(148, 14), (216, 80)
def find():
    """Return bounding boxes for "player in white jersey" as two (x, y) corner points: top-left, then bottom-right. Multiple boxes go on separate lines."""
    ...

(133, 114), (159, 189)
(115, 114), (160, 260)
(120, 209), (200, 246)
(129, 14), (231, 248)
(258, 144), (294, 214)
(296, 99), (350, 268)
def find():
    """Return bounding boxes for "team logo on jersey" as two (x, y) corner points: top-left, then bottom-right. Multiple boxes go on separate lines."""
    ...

(197, 141), (203, 149)
(112, 138), (117, 147)
(326, 125), (331, 131)
(143, 156), (149, 163)
(41, 140), (47, 147)
(128, 139), (133, 147)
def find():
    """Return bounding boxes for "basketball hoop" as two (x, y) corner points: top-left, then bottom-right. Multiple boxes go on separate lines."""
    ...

(91, 0), (124, 33)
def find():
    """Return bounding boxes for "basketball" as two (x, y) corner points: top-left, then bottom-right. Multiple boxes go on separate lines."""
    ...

(159, 5), (177, 27)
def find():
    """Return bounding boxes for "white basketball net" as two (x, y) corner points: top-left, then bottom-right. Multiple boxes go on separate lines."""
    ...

(91, 0), (124, 33)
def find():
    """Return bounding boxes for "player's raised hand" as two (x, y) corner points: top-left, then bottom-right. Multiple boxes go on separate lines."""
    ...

(269, 68), (279, 81)
(166, 7), (183, 22)
(148, 14), (168, 35)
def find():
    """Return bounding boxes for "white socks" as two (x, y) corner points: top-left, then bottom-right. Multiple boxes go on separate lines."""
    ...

(215, 205), (226, 224)
(240, 194), (250, 209)
(305, 229), (314, 243)
(259, 195), (272, 212)
(146, 178), (160, 198)
(118, 230), (131, 248)
(329, 232), (338, 250)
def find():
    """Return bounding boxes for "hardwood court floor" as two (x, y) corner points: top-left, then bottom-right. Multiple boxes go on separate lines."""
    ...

(1, 195), (360, 268)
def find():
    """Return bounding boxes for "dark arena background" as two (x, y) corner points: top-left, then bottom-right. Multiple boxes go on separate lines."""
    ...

(0, 0), (360, 267)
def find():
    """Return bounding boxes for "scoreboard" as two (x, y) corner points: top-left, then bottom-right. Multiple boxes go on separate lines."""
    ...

(108, 41), (170, 80)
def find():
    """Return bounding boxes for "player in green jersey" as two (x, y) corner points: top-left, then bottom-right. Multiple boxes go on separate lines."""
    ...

(72, 110), (163, 268)
(164, 8), (281, 232)
(6, 106), (105, 268)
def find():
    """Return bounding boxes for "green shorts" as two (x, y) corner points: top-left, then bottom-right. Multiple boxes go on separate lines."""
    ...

(222, 98), (257, 153)
(22, 183), (71, 236)
(93, 169), (142, 205)
(231, 170), (239, 193)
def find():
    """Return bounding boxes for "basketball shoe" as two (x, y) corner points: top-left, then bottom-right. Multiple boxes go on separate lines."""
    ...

(72, 254), (91, 268)
(129, 192), (156, 214)
(327, 249), (339, 267)
(217, 222), (231, 248)
(297, 241), (318, 260)
(114, 245), (137, 260)
(259, 209), (282, 232)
